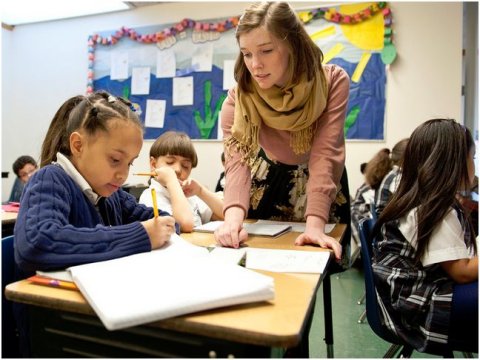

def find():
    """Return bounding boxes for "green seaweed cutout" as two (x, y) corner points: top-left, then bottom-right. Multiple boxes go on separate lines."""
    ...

(194, 80), (226, 139)
(122, 86), (130, 100)
(344, 105), (360, 136)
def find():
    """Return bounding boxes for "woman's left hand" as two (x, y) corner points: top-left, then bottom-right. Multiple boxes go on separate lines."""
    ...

(295, 231), (342, 260)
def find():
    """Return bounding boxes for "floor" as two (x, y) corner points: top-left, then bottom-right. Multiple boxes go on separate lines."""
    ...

(307, 264), (468, 358)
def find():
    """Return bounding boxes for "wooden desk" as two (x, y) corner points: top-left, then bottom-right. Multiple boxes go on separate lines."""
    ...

(6, 224), (346, 358)
(1, 211), (17, 237)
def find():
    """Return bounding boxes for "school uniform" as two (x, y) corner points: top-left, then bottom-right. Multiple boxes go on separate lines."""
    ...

(372, 205), (476, 353)
(374, 165), (401, 216)
(14, 153), (170, 274)
(350, 182), (374, 248)
(139, 178), (213, 228)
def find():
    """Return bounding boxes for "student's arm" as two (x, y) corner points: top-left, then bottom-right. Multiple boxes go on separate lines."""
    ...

(182, 178), (224, 221)
(154, 167), (195, 232)
(441, 257), (478, 284)
(14, 167), (152, 273)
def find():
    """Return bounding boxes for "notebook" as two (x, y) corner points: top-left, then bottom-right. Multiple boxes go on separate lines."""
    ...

(194, 221), (292, 237)
(254, 220), (336, 234)
(68, 234), (274, 331)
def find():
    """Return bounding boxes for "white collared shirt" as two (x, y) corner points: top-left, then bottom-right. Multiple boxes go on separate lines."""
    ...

(139, 178), (212, 227)
(54, 152), (100, 205)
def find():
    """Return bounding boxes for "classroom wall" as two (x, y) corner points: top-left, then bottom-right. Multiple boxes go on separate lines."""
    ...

(1, 2), (465, 202)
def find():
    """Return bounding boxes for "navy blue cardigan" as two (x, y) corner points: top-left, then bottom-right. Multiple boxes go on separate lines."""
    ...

(14, 164), (171, 274)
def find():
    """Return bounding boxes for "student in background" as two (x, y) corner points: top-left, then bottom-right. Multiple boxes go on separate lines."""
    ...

(216, 2), (349, 259)
(350, 148), (392, 248)
(8, 155), (38, 202)
(215, 152), (226, 192)
(372, 119), (477, 353)
(139, 131), (224, 233)
(374, 138), (409, 216)
(15, 91), (176, 275)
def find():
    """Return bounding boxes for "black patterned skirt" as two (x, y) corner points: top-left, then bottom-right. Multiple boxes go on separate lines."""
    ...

(247, 149), (352, 271)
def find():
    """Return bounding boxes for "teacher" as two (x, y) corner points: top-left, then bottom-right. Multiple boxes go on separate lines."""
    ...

(215, 1), (350, 259)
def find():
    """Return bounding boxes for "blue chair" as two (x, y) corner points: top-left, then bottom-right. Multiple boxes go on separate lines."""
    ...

(357, 219), (411, 357)
(2, 235), (21, 357)
(356, 202), (378, 324)
(358, 219), (474, 358)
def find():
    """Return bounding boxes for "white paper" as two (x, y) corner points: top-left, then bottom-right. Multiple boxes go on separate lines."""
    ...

(191, 43), (213, 72)
(208, 246), (247, 266)
(69, 236), (274, 330)
(172, 76), (194, 106)
(223, 59), (236, 90)
(36, 270), (73, 282)
(246, 248), (330, 274)
(131, 67), (151, 95)
(110, 52), (129, 80)
(156, 48), (176, 78)
(145, 99), (166, 128)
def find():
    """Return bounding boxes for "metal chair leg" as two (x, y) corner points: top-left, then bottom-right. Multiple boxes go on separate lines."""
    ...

(357, 309), (367, 323)
(357, 292), (366, 305)
(383, 344), (403, 358)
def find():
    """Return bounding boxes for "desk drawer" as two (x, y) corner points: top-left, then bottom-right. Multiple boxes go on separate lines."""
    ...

(28, 307), (271, 358)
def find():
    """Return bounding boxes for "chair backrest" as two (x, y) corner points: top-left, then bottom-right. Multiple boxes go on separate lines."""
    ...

(2, 235), (21, 357)
(2, 235), (15, 290)
(370, 202), (378, 222)
(358, 219), (401, 345)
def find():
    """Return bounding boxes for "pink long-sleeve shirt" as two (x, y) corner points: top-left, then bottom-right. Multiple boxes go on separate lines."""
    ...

(221, 64), (350, 223)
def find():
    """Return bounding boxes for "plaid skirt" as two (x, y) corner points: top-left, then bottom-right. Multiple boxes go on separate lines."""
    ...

(247, 149), (351, 270)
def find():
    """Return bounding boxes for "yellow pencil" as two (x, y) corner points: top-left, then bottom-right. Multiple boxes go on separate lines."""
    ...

(151, 188), (159, 217)
(133, 172), (157, 177)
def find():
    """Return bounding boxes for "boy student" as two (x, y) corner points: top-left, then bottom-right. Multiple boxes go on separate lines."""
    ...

(139, 131), (224, 233)
(9, 155), (38, 202)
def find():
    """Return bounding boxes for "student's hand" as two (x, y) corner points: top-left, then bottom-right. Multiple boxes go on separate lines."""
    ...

(141, 215), (176, 249)
(181, 178), (201, 197)
(154, 167), (181, 188)
(214, 207), (247, 248)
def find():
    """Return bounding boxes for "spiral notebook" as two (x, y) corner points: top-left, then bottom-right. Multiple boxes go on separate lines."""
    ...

(68, 234), (274, 331)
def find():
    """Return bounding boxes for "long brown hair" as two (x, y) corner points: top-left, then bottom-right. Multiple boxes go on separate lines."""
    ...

(234, 1), (324, 92)
(374, 119), (476, 261)
(364, 148), (392, 190)
(40, 91), (141, 167)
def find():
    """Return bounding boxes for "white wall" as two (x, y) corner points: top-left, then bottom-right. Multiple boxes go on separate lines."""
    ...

(1, 2), (464, 201)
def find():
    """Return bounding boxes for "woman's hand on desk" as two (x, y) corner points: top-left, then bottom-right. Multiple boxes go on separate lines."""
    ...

(142, 216), (176, 249)
(294, 216), (342, 260)
(214, 207), (248, 248)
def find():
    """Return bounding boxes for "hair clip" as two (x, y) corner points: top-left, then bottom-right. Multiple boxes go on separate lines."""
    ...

(108, 95), (116, 103)
(129, 104), (136, 113)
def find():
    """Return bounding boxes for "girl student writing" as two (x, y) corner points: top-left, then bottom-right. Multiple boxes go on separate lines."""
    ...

(14, 91), (176, 274)
(215, 2), (349, 259)
(372, 119), (478, 353)
(139, 131), (224, 233)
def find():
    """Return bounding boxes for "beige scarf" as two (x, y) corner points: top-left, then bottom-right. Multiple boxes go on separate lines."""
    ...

(225, 67), (328, 167)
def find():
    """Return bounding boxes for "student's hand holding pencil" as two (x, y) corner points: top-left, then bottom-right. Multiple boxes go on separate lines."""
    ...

(141, 216), (175, 249)
(140, 187), (175, 249)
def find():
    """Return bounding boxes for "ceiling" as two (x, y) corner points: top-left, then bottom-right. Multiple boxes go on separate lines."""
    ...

(1, 1), (158, 27)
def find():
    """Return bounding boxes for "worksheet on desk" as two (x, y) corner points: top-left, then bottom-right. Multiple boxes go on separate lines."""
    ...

(245, 248), (330, 274)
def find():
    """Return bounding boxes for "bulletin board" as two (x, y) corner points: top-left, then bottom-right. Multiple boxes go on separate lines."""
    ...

(87, 2), (396, 140)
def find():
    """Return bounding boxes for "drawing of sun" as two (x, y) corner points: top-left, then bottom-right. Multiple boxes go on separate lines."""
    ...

(339, 2), (385, 51)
